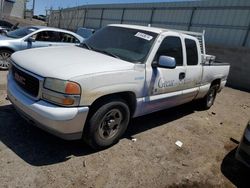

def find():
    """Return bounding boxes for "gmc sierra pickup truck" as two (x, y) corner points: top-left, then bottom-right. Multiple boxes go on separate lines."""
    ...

(7, 24), (230, 149)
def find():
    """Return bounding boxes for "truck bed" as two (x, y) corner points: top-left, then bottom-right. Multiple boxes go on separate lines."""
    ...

(202, 60), (230, 87)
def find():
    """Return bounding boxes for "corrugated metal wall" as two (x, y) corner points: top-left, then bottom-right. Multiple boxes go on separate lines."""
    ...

(48, 0), (250, 48)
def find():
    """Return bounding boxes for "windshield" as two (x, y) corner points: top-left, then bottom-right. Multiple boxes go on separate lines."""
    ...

(6, 26), (38, 38)
(84, 26), (158, 63)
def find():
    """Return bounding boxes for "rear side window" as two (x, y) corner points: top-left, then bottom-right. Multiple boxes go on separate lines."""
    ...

(185, 39), (198, 65)
(60, 32), (79, 43)
(155, 36), (183, 66)
(35, 31), (60, 42)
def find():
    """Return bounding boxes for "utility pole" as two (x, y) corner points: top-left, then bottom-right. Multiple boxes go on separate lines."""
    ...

(31, 0), (35, 20)
(0, 0), (5, 19)
(24, 0), (30, 19)
(45, 7), (50, 26)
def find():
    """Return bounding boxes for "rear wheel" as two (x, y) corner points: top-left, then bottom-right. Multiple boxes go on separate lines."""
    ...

(200, 84), (218, 109)
(84, 99), (130, 150)
(0, 50), (12, 70)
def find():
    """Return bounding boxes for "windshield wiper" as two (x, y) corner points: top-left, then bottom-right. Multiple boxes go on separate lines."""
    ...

(79, 44), (120, 59)
(79, 43), (92, 50)
(91, 48), (120, 59)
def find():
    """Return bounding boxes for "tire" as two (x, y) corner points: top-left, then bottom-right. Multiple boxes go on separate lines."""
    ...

(0, 50), (12, 70)
(200, 84), (218, 110)
(84, 99), (130, 150)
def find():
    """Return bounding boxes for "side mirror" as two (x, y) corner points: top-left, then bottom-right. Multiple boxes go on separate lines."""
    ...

(25, 37), (35, 43)
(153, 55), (176, 69)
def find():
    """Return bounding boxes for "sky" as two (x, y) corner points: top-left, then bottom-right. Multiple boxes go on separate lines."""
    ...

(27, 0), (196, 15)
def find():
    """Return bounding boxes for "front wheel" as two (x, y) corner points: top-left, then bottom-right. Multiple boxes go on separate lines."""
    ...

(84, 100), (130, 150)
(200, 84), (218, 109)
(0, 50), (12, 70)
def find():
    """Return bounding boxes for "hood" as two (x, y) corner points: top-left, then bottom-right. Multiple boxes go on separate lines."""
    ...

(11, 46), (134, 80)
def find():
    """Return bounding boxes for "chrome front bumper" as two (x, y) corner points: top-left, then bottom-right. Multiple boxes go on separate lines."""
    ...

(7, 74), (89, 140)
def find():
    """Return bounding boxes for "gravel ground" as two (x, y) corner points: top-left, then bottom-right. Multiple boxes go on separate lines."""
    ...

(0, 71), (7, 90)
(0, 86), (250, 188)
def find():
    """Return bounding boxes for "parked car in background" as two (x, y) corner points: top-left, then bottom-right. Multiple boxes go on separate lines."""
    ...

(7, 24), (230, 149)
(0, 20), (19, 35)
(76, 27), (95, 39)
(236, 121), (250, 168)
(32, 15), (46, 22)
(0, 26), (84, 69)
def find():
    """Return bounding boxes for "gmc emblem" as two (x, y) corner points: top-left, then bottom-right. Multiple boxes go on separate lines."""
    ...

(14, 72), (26, 85)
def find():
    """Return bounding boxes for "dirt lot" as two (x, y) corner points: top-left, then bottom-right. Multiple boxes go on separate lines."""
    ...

(0, 75), (250, 187)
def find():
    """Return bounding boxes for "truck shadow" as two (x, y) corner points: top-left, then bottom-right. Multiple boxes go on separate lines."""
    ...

(0, 102), (198, 166)
(221, 148), (250, 188)
(124, 102), (198, 139)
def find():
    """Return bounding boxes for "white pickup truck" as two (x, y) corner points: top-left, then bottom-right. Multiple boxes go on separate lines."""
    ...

(7, 24), (230, 149)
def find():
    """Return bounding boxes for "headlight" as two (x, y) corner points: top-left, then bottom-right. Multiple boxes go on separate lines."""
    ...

(44, 78), (81, 95)
(42, 78), (81, 106)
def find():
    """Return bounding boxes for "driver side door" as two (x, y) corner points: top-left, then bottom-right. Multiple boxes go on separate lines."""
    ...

(22, 31), (60, 49)
(142, 35), (186, 114)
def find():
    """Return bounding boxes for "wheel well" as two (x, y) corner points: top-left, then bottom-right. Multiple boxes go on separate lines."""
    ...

(0, 47), (14, 53)
(211, 79), (221, 89)
(89, 92), (137, 117)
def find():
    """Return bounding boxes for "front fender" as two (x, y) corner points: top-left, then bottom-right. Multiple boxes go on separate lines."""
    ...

(72, 70), (145, 106)
(81, 83), (140, 105)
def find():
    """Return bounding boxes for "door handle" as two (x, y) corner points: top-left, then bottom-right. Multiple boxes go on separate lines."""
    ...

(48, 44), (52, 46)
(179, 72), (185, 80)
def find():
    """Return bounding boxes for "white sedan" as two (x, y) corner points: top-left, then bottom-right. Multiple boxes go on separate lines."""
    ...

(0, 26), (84, 69)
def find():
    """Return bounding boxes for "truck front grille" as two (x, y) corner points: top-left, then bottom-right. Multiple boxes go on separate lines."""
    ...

(12, 65), (40, 97)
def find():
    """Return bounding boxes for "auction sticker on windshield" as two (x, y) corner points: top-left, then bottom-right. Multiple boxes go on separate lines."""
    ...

(135, 32), (153, 41)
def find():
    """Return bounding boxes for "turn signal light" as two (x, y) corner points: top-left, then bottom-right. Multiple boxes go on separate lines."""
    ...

(65, 82), (81, 95)
(62, 98), (75, 105)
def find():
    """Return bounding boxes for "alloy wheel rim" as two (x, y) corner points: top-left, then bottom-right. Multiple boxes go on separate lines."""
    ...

(0, 52), (11, 69)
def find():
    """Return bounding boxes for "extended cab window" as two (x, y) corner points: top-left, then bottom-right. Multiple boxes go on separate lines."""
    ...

(155, 36), (183, 66)
(185, 39), (198, 65)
